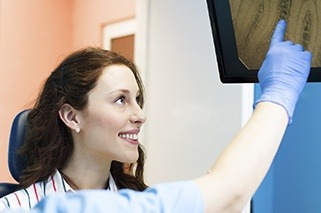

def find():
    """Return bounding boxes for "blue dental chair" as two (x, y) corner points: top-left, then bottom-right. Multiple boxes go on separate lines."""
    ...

(0, 110), (30, 198)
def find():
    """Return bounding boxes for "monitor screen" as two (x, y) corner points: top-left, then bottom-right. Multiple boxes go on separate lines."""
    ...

(206, 0), (321, 83)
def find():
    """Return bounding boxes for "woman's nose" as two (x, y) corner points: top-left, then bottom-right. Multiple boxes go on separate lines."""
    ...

(130, 104), (147, 126)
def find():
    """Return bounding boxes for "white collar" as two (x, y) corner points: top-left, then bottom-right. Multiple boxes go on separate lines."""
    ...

(57, 170), (118, 193)
(108, 174), (118, 192)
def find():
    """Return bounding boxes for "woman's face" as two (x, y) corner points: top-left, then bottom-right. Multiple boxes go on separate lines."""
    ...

(77, 65), (146, 163)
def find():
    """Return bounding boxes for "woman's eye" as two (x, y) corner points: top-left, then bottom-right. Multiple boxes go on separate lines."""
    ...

(136, 96), (140, 104)
(115, 96), (126, 105)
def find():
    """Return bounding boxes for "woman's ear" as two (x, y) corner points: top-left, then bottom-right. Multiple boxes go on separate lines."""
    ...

(58, 104), (81, 131)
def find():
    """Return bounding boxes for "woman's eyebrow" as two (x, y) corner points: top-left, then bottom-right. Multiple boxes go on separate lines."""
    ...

(107, 89), (130, 95)
(108, 89), (140, 96)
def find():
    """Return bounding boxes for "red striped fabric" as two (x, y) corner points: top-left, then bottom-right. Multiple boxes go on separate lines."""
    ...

(32, 184), (39, 202)
(13, 193), (21, 207)
(51, 175), (57, 192)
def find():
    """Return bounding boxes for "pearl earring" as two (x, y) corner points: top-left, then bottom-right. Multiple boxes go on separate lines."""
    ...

(75, 128), (80, 133)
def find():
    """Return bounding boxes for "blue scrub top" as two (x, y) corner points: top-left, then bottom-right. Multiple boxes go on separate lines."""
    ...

(5, 181), (204, 213)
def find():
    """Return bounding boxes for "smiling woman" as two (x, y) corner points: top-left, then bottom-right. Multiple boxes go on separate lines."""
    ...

(0, 47), (148, 211)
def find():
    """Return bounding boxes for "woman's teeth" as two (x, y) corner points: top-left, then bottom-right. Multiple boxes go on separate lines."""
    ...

(119, 134), (138, 140)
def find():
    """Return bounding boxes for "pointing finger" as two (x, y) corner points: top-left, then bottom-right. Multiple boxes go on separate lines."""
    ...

(270, 19), (287, 46)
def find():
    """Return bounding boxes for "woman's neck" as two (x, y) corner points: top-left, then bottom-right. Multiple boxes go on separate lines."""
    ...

(61, 151), (112, 190)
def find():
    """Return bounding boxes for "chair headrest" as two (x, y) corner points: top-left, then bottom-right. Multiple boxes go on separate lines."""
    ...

(8, 110), (30, 182)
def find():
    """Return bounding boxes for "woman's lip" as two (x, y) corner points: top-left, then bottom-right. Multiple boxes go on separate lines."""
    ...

(126, 138), (139, 145)
(120, 137), (139, 145)
(119, 129), (140, 134)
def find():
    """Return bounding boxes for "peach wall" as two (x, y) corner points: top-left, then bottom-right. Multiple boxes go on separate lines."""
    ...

(0, 0), (135, 182)
(71, 0), (136, 49)
(0, 0), (73, 182)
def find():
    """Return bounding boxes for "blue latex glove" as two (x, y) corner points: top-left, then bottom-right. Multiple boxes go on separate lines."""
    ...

(255, 19), (312, 124)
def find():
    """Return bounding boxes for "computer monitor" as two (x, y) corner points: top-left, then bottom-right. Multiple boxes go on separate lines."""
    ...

(206, 0), (321, 83)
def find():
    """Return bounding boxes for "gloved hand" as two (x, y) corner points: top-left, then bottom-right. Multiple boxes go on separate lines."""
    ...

(255, 19), (312, 124)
